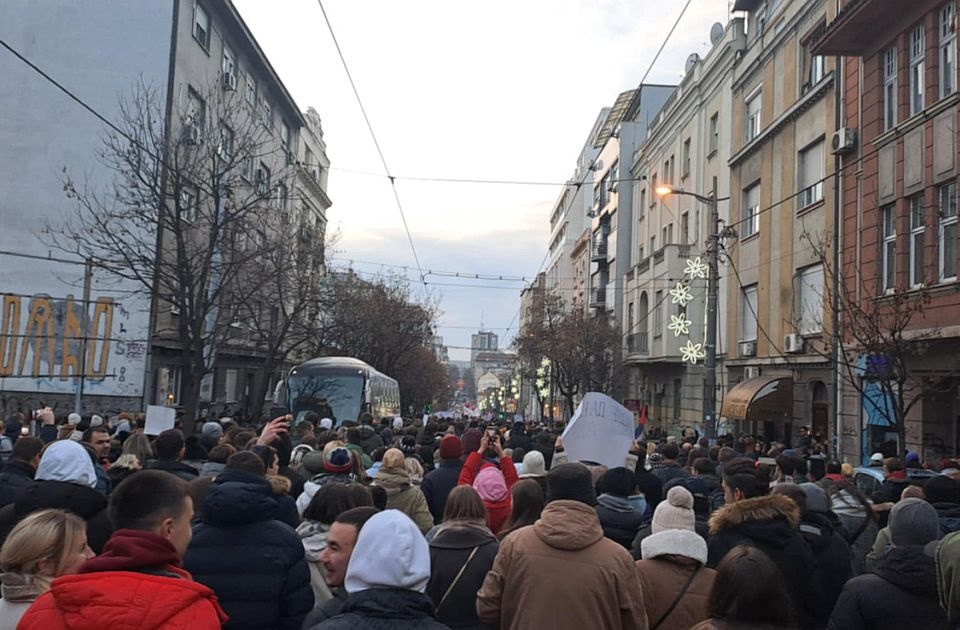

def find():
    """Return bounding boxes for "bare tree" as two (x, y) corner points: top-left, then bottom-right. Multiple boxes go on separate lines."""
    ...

(52, 80), (299, 423)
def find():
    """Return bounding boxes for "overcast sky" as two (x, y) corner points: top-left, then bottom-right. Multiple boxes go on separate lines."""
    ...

(234, 0), (731, 361)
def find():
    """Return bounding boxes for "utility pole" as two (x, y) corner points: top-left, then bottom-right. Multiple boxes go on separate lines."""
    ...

(74, 259), (93, 415)
(703, 176), (719, 441)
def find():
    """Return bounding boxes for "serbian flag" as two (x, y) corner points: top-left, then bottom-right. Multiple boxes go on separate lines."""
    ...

(635, 403), (647, 440)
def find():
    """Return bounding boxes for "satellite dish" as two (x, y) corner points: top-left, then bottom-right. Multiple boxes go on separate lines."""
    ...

(710, 22), (725, 45)
(685, 53), (700, 74)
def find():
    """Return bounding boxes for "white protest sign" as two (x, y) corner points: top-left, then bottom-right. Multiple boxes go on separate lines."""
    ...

(144, 405), (176, 436)
(560, 393), (634, 469)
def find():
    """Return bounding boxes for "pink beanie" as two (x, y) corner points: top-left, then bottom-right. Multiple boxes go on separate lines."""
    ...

(473, 466), (508, 503)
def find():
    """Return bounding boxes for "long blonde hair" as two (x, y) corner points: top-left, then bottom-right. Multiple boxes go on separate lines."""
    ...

(0, 509), (88, 583)
(122, 432), (154, 464)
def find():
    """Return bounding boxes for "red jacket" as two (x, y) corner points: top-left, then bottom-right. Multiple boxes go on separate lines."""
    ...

(18, 530), (227, 630)
(458, 451), (518, 534)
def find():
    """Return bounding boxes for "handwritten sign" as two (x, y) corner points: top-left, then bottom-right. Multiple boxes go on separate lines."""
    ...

(144, 405), (176, 436)
(561, 393), (634, 469)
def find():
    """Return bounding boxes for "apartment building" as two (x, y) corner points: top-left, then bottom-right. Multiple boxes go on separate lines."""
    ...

(815, 0), (960, 462)
(721, 0), (837, 445)
(623, 20), (743, 431)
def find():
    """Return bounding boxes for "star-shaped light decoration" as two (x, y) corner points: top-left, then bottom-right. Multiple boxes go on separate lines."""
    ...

(669, 282), (694, 307)
(683, 257), (709, 280)
(679, 339), (706, 364)
(668, 313), (692, 337)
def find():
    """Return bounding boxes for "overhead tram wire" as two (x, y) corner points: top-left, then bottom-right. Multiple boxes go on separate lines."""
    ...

(315, 0), (425, 286)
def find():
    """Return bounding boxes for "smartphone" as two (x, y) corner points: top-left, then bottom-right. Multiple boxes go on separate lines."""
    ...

(268, 405), (289, 420)
(486, 427), (498, 440)
(20, 426), (29, 436)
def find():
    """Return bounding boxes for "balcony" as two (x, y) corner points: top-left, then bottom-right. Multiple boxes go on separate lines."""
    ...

(626, 332), (649, 355)
(590, 240), (608, 263)
(588, 287), (607, 309)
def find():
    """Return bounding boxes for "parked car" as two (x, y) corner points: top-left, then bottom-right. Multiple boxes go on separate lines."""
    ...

(853, 466), (941, 498)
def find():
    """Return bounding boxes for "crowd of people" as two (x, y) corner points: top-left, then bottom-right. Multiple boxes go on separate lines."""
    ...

(1, 408), (960, 629)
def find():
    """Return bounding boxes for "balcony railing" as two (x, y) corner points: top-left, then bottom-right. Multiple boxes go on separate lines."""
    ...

(626, 332), (649, 355)
(588, 287), (607, 309)
(590, 241), (608, 263)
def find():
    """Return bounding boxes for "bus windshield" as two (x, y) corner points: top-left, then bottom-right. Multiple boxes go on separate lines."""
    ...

(288, 373), (364, 425)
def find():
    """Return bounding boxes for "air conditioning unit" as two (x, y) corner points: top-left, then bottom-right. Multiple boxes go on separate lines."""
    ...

(744, 366), (760, 379)
(784, 333), (804, 353)
(183, 122), (200, 145)
(590, 160), (604, 172)
(222, 71), (237, 92)
(832, 127), (857, 154)
(607, 182), (619, 193)
(739, 341), (757, 357)
(654, 382), (666, 395)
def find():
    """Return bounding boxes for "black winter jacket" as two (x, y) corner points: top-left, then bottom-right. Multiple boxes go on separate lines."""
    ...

(828, 545), (949, 630)
(147, 459), (199, 481)
(634, 468), (664, 511)
(421, 461), (464, 524)
(0, 479), (111, 553)
(595, 494), (645, 549)
(798, 511), (852, 628)
(183, 469), (314, 630)
(427, 525), (497, 629)
(651, 462), (689, 486)
(707, 495), (818, 629)
(0, 460), (34, 508)
(309, 588), (448, 630)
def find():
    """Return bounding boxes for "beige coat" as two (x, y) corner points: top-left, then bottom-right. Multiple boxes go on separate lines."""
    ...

(477, 500), (648, 630)
(635, 529), (716, 630)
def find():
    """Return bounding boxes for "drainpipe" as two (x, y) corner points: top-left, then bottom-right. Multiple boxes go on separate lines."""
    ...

(832, 56), (843, 460)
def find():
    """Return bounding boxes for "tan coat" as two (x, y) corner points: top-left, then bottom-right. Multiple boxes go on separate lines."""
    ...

(375, 469), (433, 534)
(477, 500), (648, 630)
(635, 529), (716, 630)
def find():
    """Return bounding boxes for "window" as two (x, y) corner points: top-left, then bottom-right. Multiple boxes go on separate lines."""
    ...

(222, 45), (236, 86)
(193, 4), (210, 50)
(882, 204), (897, 291)
(673, 379), (682, 421)
(654, 290), (663, 337)
(741, 285), (758, 341)
(798, 265), (824, 334)
(218, 123), (234, 162)
(742, 182), (760, 238)
(910, 195), (925, 287)
(650, 174), (658, 206)
(745, 89), (762, 142)
(638, 244), (645, 261)
(245, 75), (257, 107)
(681, 212), (689, 244)
(260, 96), (272, 130)
(186, 86), (205, 134)
(942, 3), (957, 98)
(909, 25), (925, 116)
(664, 160), (671, 185)
(179, 183), (199, 222)
(709, 113), (719, 154)
(241, 152), (254, 182)
(809, 54), (825, 86)
(940, 181), (957, 280)
(275, 183), (288, 211)
(650, 235), (656, 254)
(256, 162), (271, 196)
(281, 121), (291, 154)
(662, 224), (673, 246)
(883, 47), (898, 130)
(638, 189), (646, 221)
(627, 302), (635, 332)
(798, 140), (824, 208)
(669, 155), (675, 186)
(682, 139), (691, 178)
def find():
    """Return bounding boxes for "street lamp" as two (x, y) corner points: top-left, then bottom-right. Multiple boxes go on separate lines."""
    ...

(654, 183), (726, 440)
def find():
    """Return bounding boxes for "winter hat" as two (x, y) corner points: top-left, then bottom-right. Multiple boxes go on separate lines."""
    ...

(652, 486), (696, 534)
(319, 418), (334, 431)
(393, 417), (404, 430)
(201, 421), (223, 438)
(438, 435), (462, 461)
(599, 467), (636, 498)
(546, 462), (596, 506)
(890, 497), (940, 546)
(519, 451), (546, 478)
(36, 440), (98, 489)
(871, 452), (885, 464)
(474, 466), (508, 503)
(345, 510), (430, 594)
(67, 413), (81, 425)
(323, 444), (354, 474)
(799, 483), (830, 514)
(461, 428), (482, 455)
(399, 435), (418, 456)
(906, 451), (921, 464)
(89, 414), (104, 428)
(925, 475), (960, 505)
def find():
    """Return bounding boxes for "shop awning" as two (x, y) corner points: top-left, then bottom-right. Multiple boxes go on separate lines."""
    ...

(720, 376), (793, 423)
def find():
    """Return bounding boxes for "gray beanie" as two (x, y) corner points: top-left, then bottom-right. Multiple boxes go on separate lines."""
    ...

(799, 483), (830, 514)
(889, 497), (940, 546)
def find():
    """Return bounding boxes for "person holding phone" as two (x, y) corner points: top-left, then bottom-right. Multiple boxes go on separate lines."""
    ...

(457, 430), (518, 535)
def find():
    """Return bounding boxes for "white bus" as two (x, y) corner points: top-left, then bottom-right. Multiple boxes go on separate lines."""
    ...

(285, 357), (400, 426)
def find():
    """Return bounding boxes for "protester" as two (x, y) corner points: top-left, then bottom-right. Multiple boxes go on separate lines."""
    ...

(264, 431), (306, 498)
(184, 451), (314, 629)
(935, 530), (960, 625)
(297, 442), (360, 516)
(595, 467), (645, 549)
(829, 498), (948, 629)
(457, 432), (518, 535)
(0, 439), (112, 553)
(517, 450), (548, 496)
(298, 483), (374, 607)
(120, 431), (154, 466)
(199, 421), (223, 452)
(923, 475), (960, 536)
(18, 471), (227, 629)
(248, 444), (299, 527)
(635, 486), (716, 630)
(199, 443), (235, 478)
(147, 429), (199, 481)
(301, 507), (380, 627)
(421, 434), (464, 524)
(690, 545), (797, 630)
(826, 478), (878, 575)
(373, 448), (434, 534)
(874, 457), (910, 503)
(477, 462), (647, 629)
(0, 509), (93, 629)
(652, 442), (690, 485)
(427, 486), (498, 629)
(0, 438), (42, 508)
(307, 510), (446, 629)
(36, 408), (57, 444)
(497, 479), (544, 541)
(105, 453), (141, 487)
(706, 459), (816, 626)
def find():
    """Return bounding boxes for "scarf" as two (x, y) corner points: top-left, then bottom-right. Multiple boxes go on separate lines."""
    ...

(434, 518), (492, 539)
(0, 572), (49, 603)
(80, 529), (186, 578)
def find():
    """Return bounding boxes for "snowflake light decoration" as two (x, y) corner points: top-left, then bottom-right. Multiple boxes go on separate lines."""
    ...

(679, 339), (706, 364)
(668, 314), (692, 337)
(683, 257), (709, 280)
(669, 282), (694, 307)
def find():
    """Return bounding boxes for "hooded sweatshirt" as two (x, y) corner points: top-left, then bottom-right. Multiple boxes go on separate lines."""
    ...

(457, 451), (518, 534)
(36, 440), (98, 489)
(297, 520), (335, 606)
(374, 468), (434, 534)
